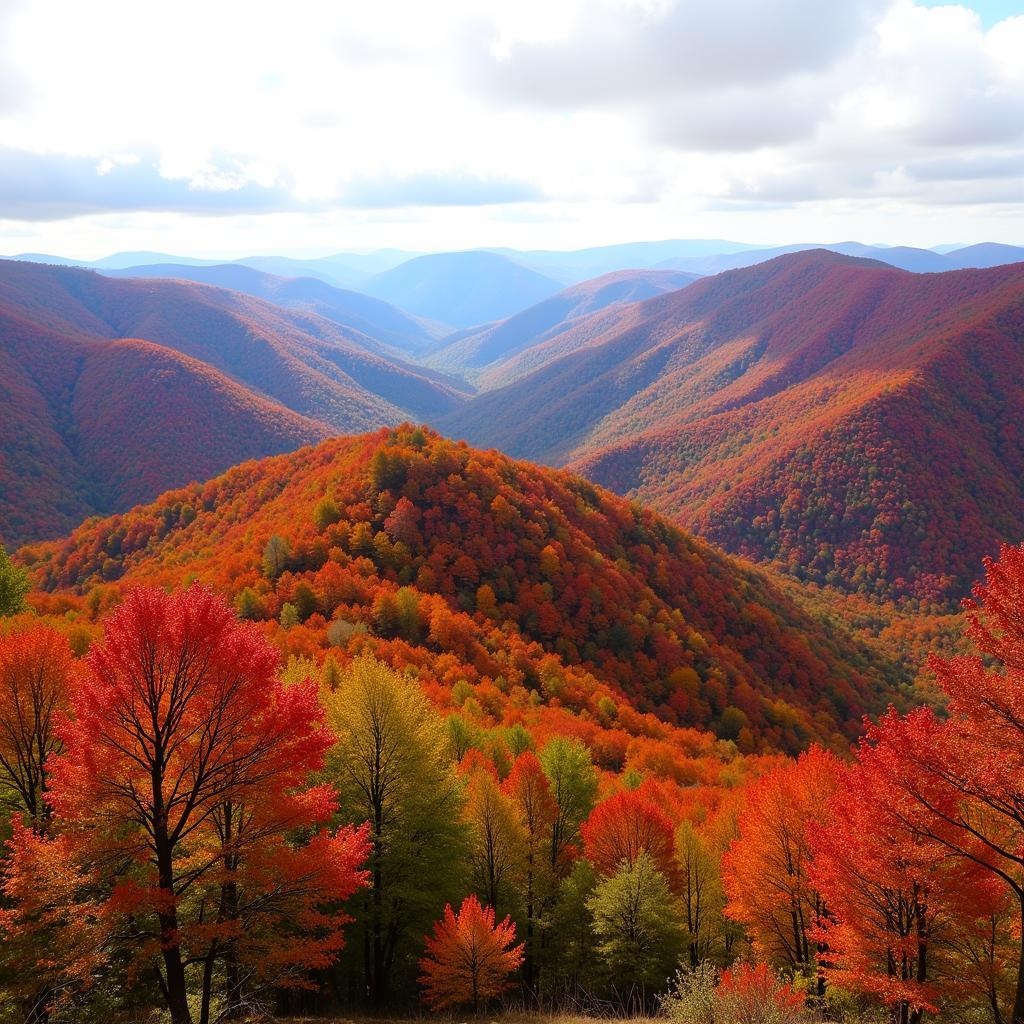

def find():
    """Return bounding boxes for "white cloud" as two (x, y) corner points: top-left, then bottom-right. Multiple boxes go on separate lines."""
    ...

(0, 0), (1020, 252)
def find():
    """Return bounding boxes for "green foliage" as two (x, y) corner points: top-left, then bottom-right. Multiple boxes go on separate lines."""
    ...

(291, 581), (317, 621)
(545, 859), (599, 991)
(504, 723), (533, 757)
(262, 534), (290, 579)
(0, 546), (29, 617)
(313, 495), (341, 531)
(587, 852), (685, 991)
(234, 586), (265, 620)
(540, 737), (598, 869)
(324, 655), (470, 1002)
(445, 715), (478, 762)
(452, 679), (474, 708)
(661, 961), (719, 1024)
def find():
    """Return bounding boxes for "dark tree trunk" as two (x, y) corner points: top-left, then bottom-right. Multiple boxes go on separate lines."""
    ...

(156, 835), (192, 1024)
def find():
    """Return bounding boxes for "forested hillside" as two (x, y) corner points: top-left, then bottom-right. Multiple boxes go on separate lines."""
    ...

(22, 426), (900, 753)
(0, 260), (472, 546)
(441, 251), (1024, 603)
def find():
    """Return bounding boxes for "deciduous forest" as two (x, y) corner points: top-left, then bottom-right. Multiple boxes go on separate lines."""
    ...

(2, 426), (1023, 1024)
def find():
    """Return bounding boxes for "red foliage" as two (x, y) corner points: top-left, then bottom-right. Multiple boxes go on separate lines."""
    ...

(21, 426), (894, 754)
(419, 895), (524, 1011)
(442, 251), (1024, 604)
(844, 543), (1024, 1024)
(0, 258), (466, 547)
(809, 758), (1003, 1021)
(2, 585), (369, 1024)
(581, 785), (677, 883)
(717, 962), (805, 1021)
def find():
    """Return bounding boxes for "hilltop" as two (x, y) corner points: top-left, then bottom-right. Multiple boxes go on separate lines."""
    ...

(21, 426), (902, 755)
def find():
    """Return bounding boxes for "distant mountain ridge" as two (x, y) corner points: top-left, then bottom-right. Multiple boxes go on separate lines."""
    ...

(0, 259), (471, 545)
(101, 262), (447, 354)
(361, 250), (564, 327)
(12, 239), (1022, 296)
(426, 268), (700, 384)
(440, 250), (1024, 603)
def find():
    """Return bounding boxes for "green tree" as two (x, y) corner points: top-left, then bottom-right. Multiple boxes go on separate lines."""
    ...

(540, 737), (598, 875)
(324, 655), (469, 1005)
(313, 495), (340, 531)
(262, 535), (290, 579)
(676, 820), (727, 967)
(234, 586), (265, 621)
(546, 858), (598, 997)
(291, 582), (318, 621)
(0, 545), (30, 616)
(279, 602), (299, 629)
(587, 852), (685, 1004)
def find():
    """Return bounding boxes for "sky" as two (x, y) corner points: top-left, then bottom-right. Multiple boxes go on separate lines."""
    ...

(0, 0), (1021, 258)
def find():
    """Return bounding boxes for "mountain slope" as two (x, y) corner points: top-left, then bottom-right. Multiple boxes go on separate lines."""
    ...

(0, 259), (469, 428)
(104, 262), (447, 354)
(0, 303), (330, 547)
(427, 269), (700, 384)
(21, 426), (901, 753)
(0, 259), (471, 545)
(441, 251), (1024, 603)
(363, 251), (562, 327)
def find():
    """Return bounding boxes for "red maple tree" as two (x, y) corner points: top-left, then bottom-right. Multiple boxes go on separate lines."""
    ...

(582, 785), (677, 883)
(2, 585), (369, 1024)
(809, 758), (1003, 1024)
(848, 544), (1024, 1024)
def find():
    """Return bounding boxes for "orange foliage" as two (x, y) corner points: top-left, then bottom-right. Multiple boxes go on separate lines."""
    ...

(722, 746), (841, 973)
(21, 426), (896, 759)
(419, 895), (524, 1011)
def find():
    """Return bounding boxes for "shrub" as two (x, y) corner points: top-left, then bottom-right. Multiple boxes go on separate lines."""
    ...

(663, 961), (807, 1024)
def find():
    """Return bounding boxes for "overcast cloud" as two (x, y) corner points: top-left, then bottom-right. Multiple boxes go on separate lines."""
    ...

(0, 0), (1020, 254)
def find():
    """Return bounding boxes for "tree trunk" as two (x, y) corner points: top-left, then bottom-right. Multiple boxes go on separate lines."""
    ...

(223, 878), (242, 1019)
(156, 835), (192, 1024)
(159, 911), (192, 1024)
(1013, 900), (1024, 1024)
(199, 944), (217, 1024)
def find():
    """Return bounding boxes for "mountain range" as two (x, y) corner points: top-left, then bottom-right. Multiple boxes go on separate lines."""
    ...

(440, 250), (1024, 604)
(0, 259), (469, 546)
(4, 240), (1024, 611)
(13, 238), (1024, 299)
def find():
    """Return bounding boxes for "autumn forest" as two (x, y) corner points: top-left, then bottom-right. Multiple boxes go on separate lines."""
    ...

(2, 4), (1024, 1021)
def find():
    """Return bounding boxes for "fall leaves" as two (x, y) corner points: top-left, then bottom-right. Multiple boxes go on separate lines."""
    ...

(420, 896), (524, 1011)
(1, 587), (371, 1024)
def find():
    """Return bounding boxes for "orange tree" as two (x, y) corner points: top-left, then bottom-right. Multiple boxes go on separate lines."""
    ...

(0, 626), (72, 829)
(419, 895), (524, 1011)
